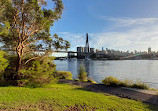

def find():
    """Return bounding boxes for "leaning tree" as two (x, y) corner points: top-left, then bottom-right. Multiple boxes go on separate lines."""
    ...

(0, 0), (70, 79)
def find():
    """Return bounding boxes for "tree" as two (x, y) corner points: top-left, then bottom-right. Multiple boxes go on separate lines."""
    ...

(0, 0), (69, 79)
(0, 50), (8, 74)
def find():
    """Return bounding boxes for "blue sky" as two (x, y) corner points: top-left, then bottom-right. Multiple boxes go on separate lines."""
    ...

(47, 0), (158, 52)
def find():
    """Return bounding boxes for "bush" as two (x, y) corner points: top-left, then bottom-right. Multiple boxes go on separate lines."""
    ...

(0, 50), (8, 72)
(131, 80), (149, 89)
(119, 79), (133, 87)
(3, 55), (17, 81)
(0, 50), (9, 80)
(87, 77), (97, 83)
(102, 76), (120, 86)
(55, 71), (72, 79)
(78, 64), (87, 82)
(102, 76), (149, 89)
(19, 56), (56, 87)
(0, 53), (17, 86)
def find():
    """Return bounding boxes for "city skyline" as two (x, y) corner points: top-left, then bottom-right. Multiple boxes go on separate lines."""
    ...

(45, 0), (158, 52)
(76, 33), (156, 55)
(52, 33), (157, 57)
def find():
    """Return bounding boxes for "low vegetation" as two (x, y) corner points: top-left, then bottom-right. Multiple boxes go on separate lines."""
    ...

(87, 77), (97, 83)
(0, 53), (72, 87)
(0, 83), (157, 110)
(78, 64), (88, 81)
(102, 76), (149, 89)
(55, 71), (72, 79)
(0, 50), (9, 86)
(0, 50), (8, 73)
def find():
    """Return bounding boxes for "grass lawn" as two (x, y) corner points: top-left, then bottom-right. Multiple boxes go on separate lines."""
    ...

(0, 83), (158, 111)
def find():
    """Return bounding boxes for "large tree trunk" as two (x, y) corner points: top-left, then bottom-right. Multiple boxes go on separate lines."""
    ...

(16, 44), (23, 80)
(16, 54), (22, 73)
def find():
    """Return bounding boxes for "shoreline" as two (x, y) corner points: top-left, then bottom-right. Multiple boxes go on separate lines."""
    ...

(59, 79), (158, 106)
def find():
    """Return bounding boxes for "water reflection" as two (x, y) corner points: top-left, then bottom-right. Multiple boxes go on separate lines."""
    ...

(55, 60), (158, 89)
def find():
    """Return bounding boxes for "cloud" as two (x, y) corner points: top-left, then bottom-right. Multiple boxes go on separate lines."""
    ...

(99, 16), (158, 26)
(59, 17), (158, 52)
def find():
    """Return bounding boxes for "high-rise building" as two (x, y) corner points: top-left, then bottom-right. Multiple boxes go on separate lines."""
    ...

(148, 47), (151, 53)
(77, 47), (84, 58)
(90, 48), (95, 53)
(77, 47), (84, 53)
(84, 33), (89, 53)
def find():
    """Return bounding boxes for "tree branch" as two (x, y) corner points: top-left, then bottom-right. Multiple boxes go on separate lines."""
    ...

(24, 56), (40, 65)
(23, 29), (39, 42)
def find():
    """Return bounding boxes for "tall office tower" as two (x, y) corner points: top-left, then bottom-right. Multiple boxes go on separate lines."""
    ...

(102, 47), (104, 51)
(84, 33), (89, 53)
(148, 47), (151, 54)
(90, 48), (95, 53)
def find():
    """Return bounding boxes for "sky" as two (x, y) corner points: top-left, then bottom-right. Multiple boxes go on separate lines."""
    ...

(47, 0), (158, 52)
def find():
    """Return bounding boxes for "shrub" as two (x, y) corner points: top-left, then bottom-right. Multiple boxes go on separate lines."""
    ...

(87, 77), (97, 83)
(0, 50), (8, 72)
(3, 55), (17, 81)
(102, 76), (120, 86)
(0, 50), (9, 80)
(102, 76), (149, 89)
(55, 71), (72, 79)
(119, 79), (133, 87)
(78, 64), (87, 82)
(19, 56), (56, 87)
(131, 80), (149, 89)
(0, 54), (17, 86)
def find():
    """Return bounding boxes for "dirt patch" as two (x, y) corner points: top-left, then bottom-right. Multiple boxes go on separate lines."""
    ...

(64, 104), (98, 111)
(0, 102), (54, 111)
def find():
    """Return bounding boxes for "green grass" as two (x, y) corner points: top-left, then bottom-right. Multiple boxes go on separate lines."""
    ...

(0, 83), (157, 111)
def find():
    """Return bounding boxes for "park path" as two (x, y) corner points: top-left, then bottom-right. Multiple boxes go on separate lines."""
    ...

(59, 79), (158, 106)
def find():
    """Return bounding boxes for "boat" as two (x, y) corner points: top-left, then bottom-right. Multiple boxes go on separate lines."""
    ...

(68, 58), (77, 61)
(85, 58), (91, 61)
(59, 58), (67, 60)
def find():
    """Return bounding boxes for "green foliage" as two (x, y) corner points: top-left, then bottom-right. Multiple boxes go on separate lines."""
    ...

(0, 50), (8, 81)
(131, 80), (149, 89)
(119, 79), (133, 87)
(78, 64), (87, 82)
(0, 84), (157, 110)
(0, 50), (8, 73)
(19, 56), (56, 87)
(87, 77), (97, 83)
(0, 54), (18, 86)
(102, 76), (149, 89)
(102, 76), (120, 86)
(3, 55), (17, 81)
(55, 71), (72, 79)
(0, 0), (70, 81)
(0, 0), (67, 52)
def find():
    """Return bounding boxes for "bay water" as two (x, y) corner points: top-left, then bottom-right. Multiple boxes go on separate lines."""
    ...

(54, 60), (158, 89)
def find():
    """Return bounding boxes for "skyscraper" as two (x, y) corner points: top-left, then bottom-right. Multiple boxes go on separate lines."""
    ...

(148, 47), (151, 54)
(84, 33), (89, 53)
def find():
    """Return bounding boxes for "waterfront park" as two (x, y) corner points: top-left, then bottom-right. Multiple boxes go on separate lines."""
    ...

(0, 0), (158, 110)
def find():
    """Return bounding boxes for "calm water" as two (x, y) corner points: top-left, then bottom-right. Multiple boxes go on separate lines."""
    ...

(54, 60), (158, 89)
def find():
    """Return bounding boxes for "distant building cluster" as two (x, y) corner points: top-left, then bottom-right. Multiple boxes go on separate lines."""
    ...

(76, 33), (158, 59)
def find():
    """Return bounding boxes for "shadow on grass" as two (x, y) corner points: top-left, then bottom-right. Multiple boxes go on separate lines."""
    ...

(0, 80), (17, 87)
(72, 83), (158, 111)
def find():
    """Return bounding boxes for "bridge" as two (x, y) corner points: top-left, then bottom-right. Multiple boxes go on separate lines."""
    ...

(1, 33), (155, 59)
(0, 47), (76, 53)
(0, 47), (77, 58)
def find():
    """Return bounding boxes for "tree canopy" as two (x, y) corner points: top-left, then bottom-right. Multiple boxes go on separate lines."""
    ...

(0, 0), (70, 79)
